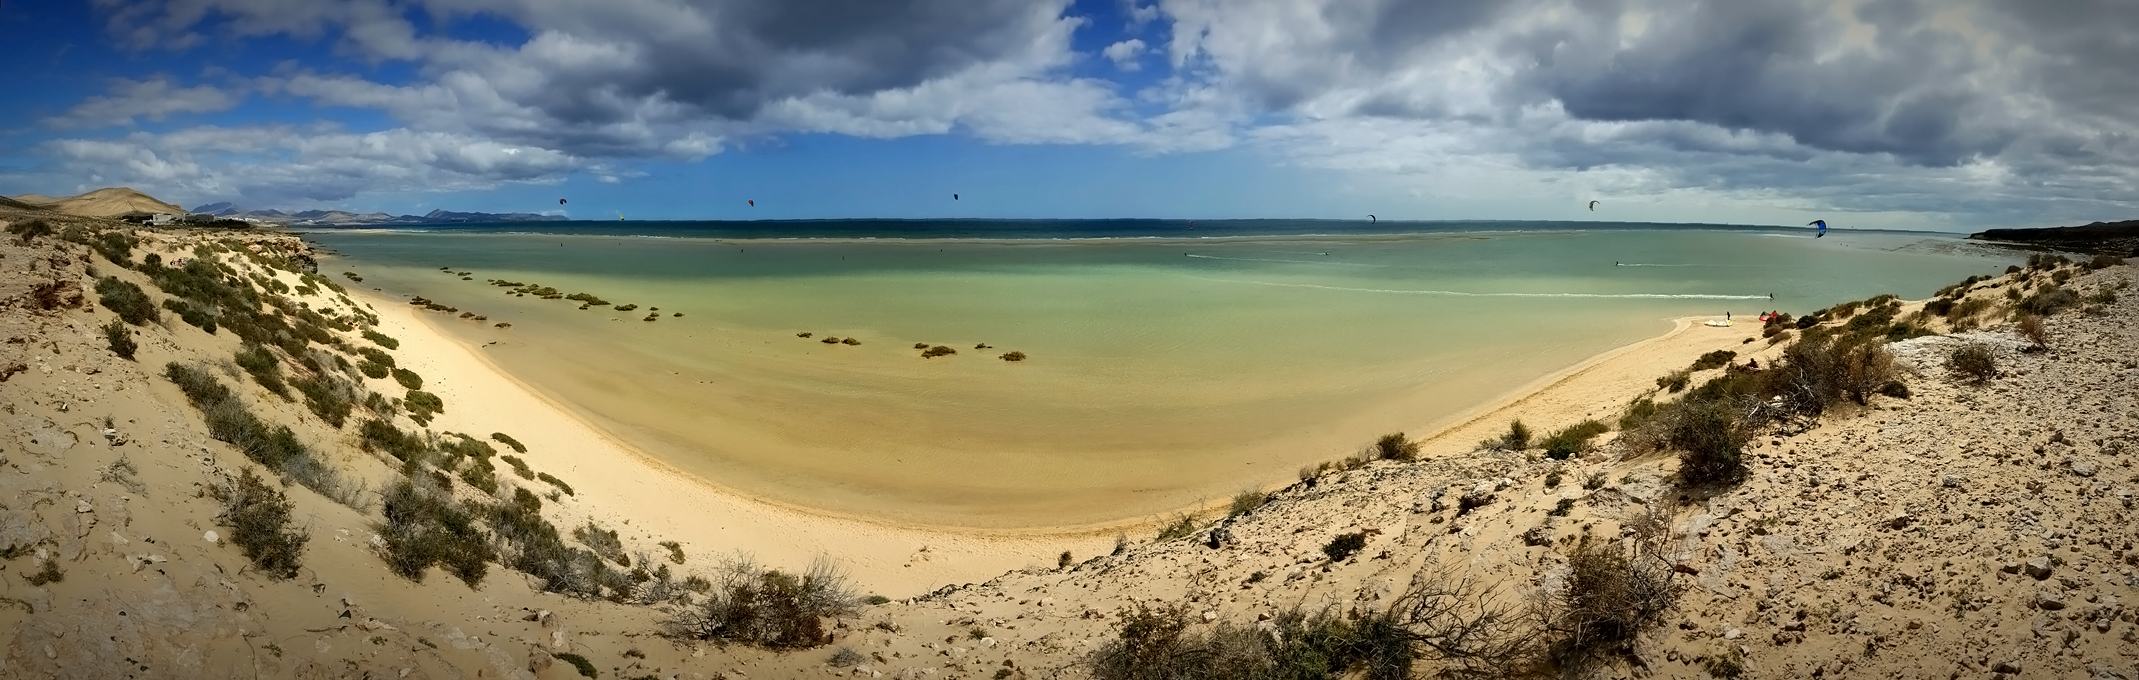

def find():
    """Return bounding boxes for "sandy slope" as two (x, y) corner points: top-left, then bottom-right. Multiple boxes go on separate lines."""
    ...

(2, 209), (2131, 679)
(35, 188), (184, 218)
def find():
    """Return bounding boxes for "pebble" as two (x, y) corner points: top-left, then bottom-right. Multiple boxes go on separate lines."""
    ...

(2026, 557), (2055, 580)
(203, 530), (219, 544)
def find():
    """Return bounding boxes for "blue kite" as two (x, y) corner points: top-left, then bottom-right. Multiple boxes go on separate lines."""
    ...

(1809, 219), (1828, 238)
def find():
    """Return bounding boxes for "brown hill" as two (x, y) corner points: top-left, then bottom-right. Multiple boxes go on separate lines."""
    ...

(7, 194), (61, 205)
(0, 196), (47, 211)
(40, 187), (184, 218)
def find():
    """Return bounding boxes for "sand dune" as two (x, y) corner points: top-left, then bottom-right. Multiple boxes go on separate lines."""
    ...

(1, 205), (2129, 678)
(26, 187), (185, 218)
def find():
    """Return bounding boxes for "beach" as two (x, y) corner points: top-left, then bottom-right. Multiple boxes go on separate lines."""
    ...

(356, 278), (1789, 593)
(314, 227), (2011, 530)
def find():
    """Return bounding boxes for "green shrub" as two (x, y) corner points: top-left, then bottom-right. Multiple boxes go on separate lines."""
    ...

(214, 468), (308, 580)
(1372, 432), (1420, 462)
(999, 351), (1027, 362)
(1482, 419), (1532, 451)
(615, 304), (638, 311)
(291, 374), (355, 428)
(1228, 490), (1267, 518)
(501, 455), (535, 479)
(164, 362), (234, 407)
(552, 652), (598, 678)
(1689, 350), (1738, 371)
(2088, 253), (2126, 269)
(536, 472), (574, 495)
(1655, 369), (1691, 393)
(102, 318), (137, 360)
(233, 345), (289, 397)
(1669, 400), (1747, 487)
(390, 367), (423, 390)
(404, 390), (444, 426)
(573, 521), (630, 566)
(92, 230), (135, 265)
(376, 476), (493, 587)
(356, 359), (391, 379)
(663, 557), (858, 648)
(361, 329), (399, 349)
(659, 540), (686, 564)
(96, 276), (159, 325)
(921, 345), (957, 358)
(357, 418), (431, 464)
(1323, 531), (1367, 562)
(1547, 498), (1576, 517)
(457, 464), (499, 495)
(564, 293), (609, 305)
(490, 432), (526, 453)
(2016, 286), (2079, 317)
(160, 298), (218, 333)
(1540, 420), (1610, 460)
(5, 218), (53, 243)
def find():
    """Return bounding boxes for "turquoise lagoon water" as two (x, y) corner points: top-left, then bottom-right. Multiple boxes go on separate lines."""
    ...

(306, 222), (2020, 527)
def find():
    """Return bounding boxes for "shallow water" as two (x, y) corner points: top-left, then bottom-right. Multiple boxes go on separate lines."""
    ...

(310, 224), (2018, 527)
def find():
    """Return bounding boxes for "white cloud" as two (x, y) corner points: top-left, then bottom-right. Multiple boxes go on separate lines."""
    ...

(46, 77), (241, 128)
(1103, 39), (1148, 71)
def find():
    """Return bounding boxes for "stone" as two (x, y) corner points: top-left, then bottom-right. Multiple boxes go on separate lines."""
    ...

(2036, 591), (2067, 610)
(2072, 460), (2098, 477)
(1994, 660), (2022, 674)
(75, 500), (93, 513)
(1941, 474), (1967, 488)
(203, 530), (219, 544)
(2026, 557), (2055, 580)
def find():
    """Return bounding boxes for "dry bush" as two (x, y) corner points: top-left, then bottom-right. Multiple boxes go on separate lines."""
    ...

(1539, 420), (1610, 461)
(664, 557), (858, 648)
(1537, 507), (1681, 673)
(1480, 420), (1532, 452)
(1946, 343), (1998, 383)
(1373, 432), (1421, 461)
(95, 276), (158, 324)
(1228, 490), (1267, 518)
(102, 318), (137, 360)
(214, 468), (309, 580)
(2017, 314), (2048, 349)
(376, 475), (493, 587)
(1155, 513), (1200, 542)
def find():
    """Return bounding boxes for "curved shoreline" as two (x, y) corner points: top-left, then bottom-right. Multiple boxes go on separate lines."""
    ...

(353, 258), (1763, 591)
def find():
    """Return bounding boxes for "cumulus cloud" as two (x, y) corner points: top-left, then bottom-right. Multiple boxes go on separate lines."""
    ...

(51, 0), (2139, 221)
(1103, 39), (1147, 71)
(43, 125), (581, 204)
(1154, 0), (2139, 223)
(46, 77), (241, 128)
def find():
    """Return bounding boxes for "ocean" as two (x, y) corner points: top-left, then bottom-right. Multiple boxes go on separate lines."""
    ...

(306, 220), (2020, 527)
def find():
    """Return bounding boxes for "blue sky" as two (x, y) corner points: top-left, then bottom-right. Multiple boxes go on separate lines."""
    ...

(4, 0), (2137, 229)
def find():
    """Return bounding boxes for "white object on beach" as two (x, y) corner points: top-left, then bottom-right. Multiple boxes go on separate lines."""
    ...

(1703, 320), (1733, 327)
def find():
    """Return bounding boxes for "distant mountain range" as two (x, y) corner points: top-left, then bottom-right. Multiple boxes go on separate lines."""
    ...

(190, 201), (566, 225)
(1970, 220), (2139, 256)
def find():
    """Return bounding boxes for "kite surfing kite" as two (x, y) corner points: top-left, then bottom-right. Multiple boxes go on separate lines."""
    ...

(1809, 219), (1828, 238)
(953, 193), (960, 200)
(1588, 200), (1598, 211)
(1369, 214), (1377, 223)
(558, 198), (567, 205)
(748, 200), (755, 207)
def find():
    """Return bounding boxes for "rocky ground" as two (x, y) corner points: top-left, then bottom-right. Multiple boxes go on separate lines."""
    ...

(1, 207), (2132, 679)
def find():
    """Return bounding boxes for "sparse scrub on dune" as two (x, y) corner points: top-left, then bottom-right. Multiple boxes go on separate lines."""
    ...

(1665, 399), (1749, 488)
(1654, 368), (1692, 393)
(92, 230), (136, 265)
(102, 318), (137, 360)
(1323, 531), (1368, 562)
(291, 373), (357, 428)
(1155, 513), (1200, 542)
(2017, 314), (2048, 349)
(1086, 571), (1542, 680)
(233, 344), (289, 397)
(376, 475), (493, 587)
(165, 363), (365, 508)
(659, 540), (686, 564)
(490, 431), (527, 453)
(362, 329), (398, 349)
(390, 367), (423, 390)
(500, 455), (536, 479)
(573, 521), (630, 567)
(1481, 419), (1531, 452)
(1538, 509), (1681, 673)
(1688, 349), (1737, 371)
(213, 468), (309, 580)
(1539, 420), (1610, 461)
(357, 418), (431, 465)
(920, 345), (957, 358)
(5, 218), (54, 244)
(356, 359), (390, 379)
(1373, 432), (1421, 462)
(403, 389), (444, 426)
(663, 557), (858, 649)
(96, 276), (159, 325)
(160, 298), (218, 333)
(2015, 286), (2079, 317)
(2088, 253), (2126, 269)
(355, 346), (395, 369)
(537, 471), (574, 496)
(1228, 490), (1267, 517)
(1946, 343), (1999, 383)
(999, 351), (1027, 361)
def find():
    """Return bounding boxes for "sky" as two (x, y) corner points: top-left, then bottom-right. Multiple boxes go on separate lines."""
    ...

(2, 0), (2135, 229)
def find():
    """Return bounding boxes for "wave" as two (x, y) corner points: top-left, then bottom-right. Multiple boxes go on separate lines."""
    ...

(1196, 277), (1773, 300)
(1184, 254), (1385, 267)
